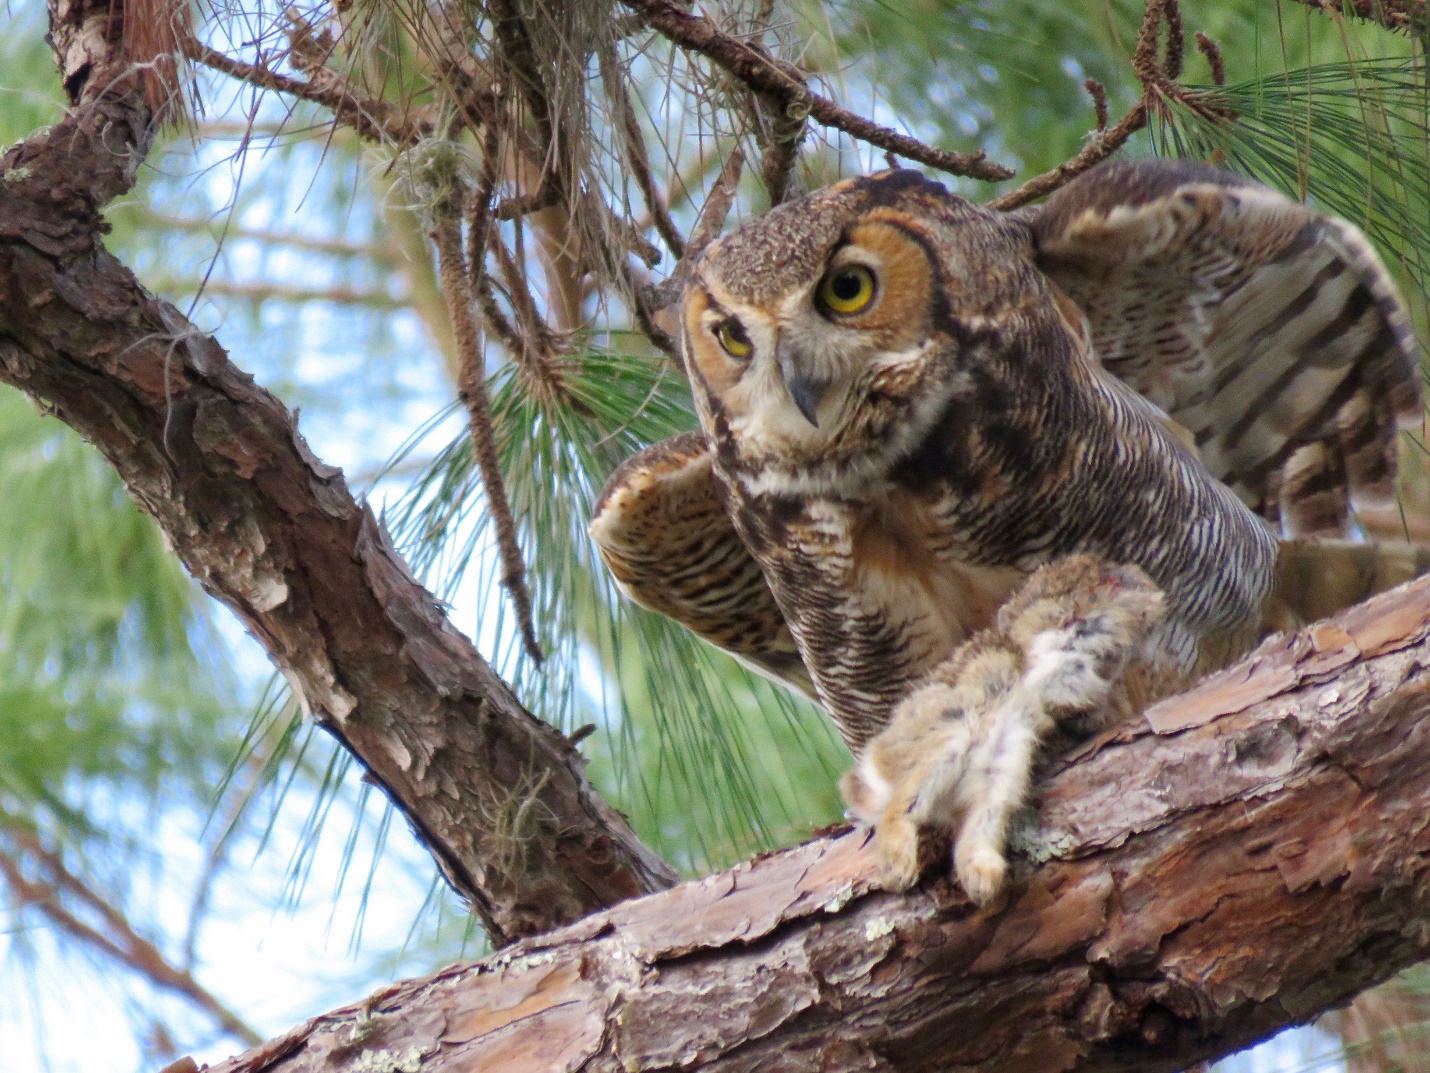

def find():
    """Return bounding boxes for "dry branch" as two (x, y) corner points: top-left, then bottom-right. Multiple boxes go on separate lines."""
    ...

(0, 5), (676, 946)
(201, 575), (1430, 1073)
(0, 826), (262, 1046)
(988, 103), (1148, 212)
(1289, 0), (1426, 34)
(619, 0), (1013, 183)
(186, 43), (430, 147)
(432, 201), (543, 663)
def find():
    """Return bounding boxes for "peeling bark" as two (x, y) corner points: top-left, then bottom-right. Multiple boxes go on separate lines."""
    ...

(205, 576), (1430, 1073)
(0, 8), (675, 946)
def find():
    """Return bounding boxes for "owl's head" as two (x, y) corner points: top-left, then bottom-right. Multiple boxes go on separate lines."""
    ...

(682, 169), (1042, 490)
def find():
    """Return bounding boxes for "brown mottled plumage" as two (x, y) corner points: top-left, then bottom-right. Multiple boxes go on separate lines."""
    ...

(589, 158), (1425, 900)
(1032, 159), (1423, 538)
(589, 429), (812, 696)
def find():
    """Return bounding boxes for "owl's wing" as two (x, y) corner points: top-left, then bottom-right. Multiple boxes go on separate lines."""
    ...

(588, 430), (813, 697)
(1031, 157), (1424, 538)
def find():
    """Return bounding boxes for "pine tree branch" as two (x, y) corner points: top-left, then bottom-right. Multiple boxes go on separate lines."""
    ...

(0, 0), (676, 948)
(618, 0), (1014, 183)
(0, 826), (263, 1047)
(1288, 0), (1426, 34)
(432, 200), (543, 664)
(200, 574), (1430, 1073)
(185, 43), (431, 148)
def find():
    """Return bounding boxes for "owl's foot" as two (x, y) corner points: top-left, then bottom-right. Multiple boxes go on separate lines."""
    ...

(840, 554), (1171, 906)
(953, 838), (1007, 907)
(872, 815), (922, 892)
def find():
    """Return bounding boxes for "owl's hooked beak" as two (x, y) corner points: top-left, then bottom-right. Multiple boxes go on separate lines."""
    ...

(776, 338), (831, 428)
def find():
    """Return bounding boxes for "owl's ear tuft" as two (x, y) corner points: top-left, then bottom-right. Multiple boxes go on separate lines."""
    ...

(856, 169), (952, 210)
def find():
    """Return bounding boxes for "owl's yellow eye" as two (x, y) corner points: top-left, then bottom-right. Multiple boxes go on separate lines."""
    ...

(715, 320), (753, 359)
(817, 265), (877, 315)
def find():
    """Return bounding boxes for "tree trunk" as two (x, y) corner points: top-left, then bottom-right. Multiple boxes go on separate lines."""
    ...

(0, 0), (674, 949)
(202, 575), (1430, 1073)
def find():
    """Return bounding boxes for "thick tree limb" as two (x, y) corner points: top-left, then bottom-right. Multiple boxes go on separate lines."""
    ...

(200, 575), (1430, 1073)
(0, 2), (676, 947)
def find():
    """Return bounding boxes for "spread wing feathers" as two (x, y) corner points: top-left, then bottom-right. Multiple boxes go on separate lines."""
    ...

(589, 432), (1430, 694)
(1262, 538), (1430, 635)
(1033, 157), (1424, 538)
(589, 430), (814, 697)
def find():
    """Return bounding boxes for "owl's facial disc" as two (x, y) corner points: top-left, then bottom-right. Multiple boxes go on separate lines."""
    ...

(685, 211), (937, 461)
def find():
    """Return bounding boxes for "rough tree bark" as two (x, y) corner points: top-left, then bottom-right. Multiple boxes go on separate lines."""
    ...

(202, 577), (1430, 1073)
(0, 0), (674, 949)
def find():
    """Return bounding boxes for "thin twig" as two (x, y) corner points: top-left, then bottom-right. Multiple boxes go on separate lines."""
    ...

(0, 829), (262, 1046)
(494, 186), (560, 220)
(153, 279), (408, 306)
(475, 275), (528, 356)
(1286, 0), (1426, 34)
(1194, 31), (1226, 86)
(134, 211), (394, 259)
(686, 147), (745, 263)
(184, 42), (428, 147)
(432, 205), (543, 663)
(641, 146), (745, 318)
(988, 103), (1147, 212)
(599, 45), (686, 259)
(627, 273), (680, 359)
(620, 0), (1013, 182)
(467, 119), (503, 292)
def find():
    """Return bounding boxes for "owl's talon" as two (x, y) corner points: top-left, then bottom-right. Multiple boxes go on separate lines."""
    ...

(873, 819), (921, 891)
(955, 841), (1007, 906)
(839, 555), (1177, 911)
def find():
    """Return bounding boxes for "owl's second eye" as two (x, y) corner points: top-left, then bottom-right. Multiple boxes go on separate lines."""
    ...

(715, 320), (753, 359)
(817, 265), (877, 315)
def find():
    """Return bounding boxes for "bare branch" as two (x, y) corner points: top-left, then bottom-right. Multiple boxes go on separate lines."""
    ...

(154, 280), (409, 306)
(686, 147), (746, 263)
(0, 826), (261, 1046)
(1287, 0), (1426, 34)
(641, 146), (746, 318)
(432, 200), (544, 664)
(130, 211), (396, 260)
(619, 0), (1014, 183)
(988, 103), (1148, 212)
(184, 43), (429, 147)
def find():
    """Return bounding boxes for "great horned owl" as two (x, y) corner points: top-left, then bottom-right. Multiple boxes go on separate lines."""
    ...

(590, 158), (1425, 896)
(841, 555), (1169, 903)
